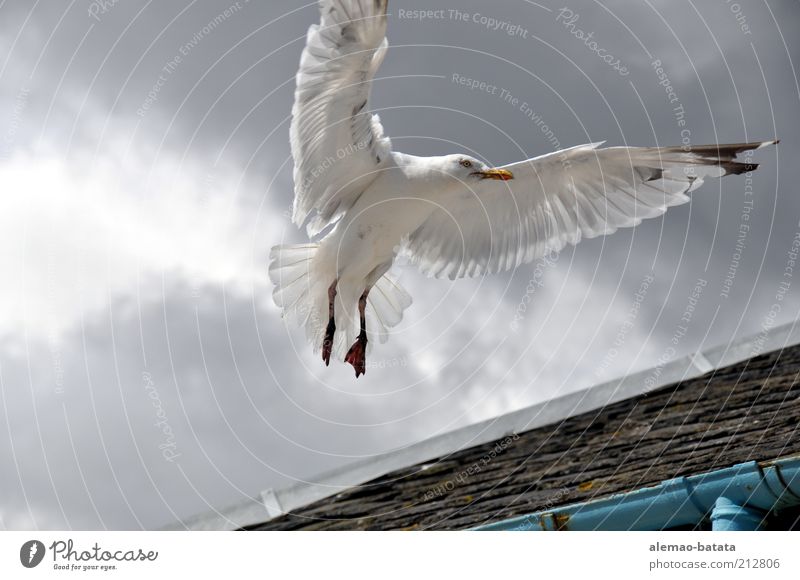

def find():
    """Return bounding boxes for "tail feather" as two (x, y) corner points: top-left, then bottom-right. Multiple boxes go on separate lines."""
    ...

(268, 243), (319, 312)
(367, 272), (413, 345)
(269, 243), (412, 361)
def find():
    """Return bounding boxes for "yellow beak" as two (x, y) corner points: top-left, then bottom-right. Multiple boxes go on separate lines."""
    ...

(475, 168), (514, 181)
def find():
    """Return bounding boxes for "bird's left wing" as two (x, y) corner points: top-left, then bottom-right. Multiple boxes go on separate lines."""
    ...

(406, 140), (775, 279)
(291, 0), (392, 237)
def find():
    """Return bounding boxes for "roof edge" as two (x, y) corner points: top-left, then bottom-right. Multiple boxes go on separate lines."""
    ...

(171, 319), (800, 531)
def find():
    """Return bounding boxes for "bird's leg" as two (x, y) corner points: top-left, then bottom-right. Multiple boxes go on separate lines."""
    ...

(322, 279), (338, 366)
(345, 289), (369, 378)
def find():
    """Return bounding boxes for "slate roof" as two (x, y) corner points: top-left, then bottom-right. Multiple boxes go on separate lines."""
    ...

(253, 341), (800, 530)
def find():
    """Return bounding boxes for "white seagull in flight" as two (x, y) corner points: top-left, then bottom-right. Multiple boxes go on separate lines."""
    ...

(270, 0), (777, 377)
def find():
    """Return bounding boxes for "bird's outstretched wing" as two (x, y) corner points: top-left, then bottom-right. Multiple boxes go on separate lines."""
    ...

(291, 0), (391, 237)
(407, 140), (777, 279)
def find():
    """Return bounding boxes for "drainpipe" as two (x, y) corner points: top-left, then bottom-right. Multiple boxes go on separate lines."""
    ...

(474, 455), (800, 531)
(710, 497), (766, 531)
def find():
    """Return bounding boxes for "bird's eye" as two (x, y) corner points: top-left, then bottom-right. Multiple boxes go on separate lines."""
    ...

(459, 159), (472, 168)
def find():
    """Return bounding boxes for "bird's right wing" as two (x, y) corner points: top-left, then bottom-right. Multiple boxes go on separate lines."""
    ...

(291, 0), (392, 237)
(406, 140), (776, 279)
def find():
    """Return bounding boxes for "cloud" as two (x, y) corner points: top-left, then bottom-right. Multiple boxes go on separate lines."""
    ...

(0, 0), (798, 529)
(0, 146), (275, 341)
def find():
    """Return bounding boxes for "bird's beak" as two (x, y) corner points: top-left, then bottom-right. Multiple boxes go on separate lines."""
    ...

(473, 168), (514, 181)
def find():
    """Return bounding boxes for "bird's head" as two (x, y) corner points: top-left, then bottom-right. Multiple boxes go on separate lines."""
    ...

(442, 155), (514, 183)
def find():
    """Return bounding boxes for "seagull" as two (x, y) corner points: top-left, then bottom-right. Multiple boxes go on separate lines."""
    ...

(269, 0), (777, 377)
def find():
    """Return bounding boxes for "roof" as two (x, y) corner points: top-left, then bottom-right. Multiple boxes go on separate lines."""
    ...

(173, 321), (800, 530)
(255, 327), (800, 530)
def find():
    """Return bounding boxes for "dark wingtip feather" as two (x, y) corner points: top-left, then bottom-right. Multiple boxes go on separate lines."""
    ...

(669, 140), (776, 176)
(722, 161), (759, 175)
(679, 141), (773, 158)
(644, 167), (664, 182)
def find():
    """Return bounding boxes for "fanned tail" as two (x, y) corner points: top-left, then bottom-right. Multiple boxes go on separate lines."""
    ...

(268, 243), (412, 362)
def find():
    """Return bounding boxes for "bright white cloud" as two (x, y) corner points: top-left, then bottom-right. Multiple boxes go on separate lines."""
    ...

(0, 146), (276, 341)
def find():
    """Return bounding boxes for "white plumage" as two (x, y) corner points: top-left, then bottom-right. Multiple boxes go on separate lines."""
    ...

(270, 0), (776, 377)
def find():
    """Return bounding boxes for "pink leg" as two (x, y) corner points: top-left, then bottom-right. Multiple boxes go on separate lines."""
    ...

(322, 280), (337, 366)
(345, 290), (369, 378)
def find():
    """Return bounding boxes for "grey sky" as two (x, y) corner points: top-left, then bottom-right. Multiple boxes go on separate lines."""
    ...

(0, 0), (798, 529)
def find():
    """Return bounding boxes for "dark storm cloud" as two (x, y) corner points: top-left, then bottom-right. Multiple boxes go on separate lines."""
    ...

(0, 279), (486, 528)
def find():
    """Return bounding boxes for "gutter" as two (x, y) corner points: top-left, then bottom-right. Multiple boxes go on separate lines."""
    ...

(474, 455), (800, 531)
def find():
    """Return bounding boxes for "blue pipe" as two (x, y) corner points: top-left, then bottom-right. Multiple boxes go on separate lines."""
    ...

(710, 497), (766, 531)
(474, 455), (800, 531)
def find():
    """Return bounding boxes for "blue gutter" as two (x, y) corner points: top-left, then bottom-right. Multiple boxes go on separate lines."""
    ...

(474, 455), (800, 531)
